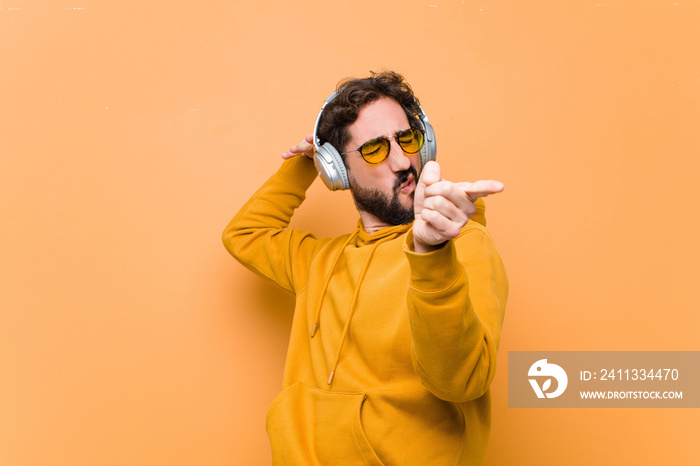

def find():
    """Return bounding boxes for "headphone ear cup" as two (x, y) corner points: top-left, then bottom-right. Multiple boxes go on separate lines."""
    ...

(314, 143), (350, 191)
(419, 115), (437, 167)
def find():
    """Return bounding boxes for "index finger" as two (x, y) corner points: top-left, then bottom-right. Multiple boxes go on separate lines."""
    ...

(456, 180), (505, 200)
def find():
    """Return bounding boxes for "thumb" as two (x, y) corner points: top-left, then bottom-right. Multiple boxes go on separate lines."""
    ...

(418, 160), (442, 187)
(414, 161), (441, 215)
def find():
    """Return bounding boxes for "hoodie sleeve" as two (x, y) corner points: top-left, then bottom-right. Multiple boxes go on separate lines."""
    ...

(403, 222), (508, 403)
(222, 156), (322, 294)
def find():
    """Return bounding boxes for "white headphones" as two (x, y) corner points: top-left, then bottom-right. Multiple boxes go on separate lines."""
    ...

(312, 90), (437, 191)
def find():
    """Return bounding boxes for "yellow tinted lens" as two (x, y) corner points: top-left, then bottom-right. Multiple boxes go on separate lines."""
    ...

(397, 129), (424, 154)
(359, 138), (390, 164)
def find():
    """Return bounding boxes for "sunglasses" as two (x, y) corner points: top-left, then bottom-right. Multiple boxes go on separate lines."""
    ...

(343, 128), (425, 165)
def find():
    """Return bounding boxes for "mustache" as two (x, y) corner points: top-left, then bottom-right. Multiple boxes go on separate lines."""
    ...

(393, 165), (418, 190)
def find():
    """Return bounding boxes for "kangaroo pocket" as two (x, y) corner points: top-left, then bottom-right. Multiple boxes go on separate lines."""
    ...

(266, 382), (385, 466)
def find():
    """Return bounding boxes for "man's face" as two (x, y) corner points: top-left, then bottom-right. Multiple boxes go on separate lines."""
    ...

(343, 97), (421, 226)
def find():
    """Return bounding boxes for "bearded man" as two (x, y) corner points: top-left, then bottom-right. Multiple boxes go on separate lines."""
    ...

(223, 71), (508, 466)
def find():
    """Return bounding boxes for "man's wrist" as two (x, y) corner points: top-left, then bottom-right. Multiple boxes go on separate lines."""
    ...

(413, 239), (445, 254)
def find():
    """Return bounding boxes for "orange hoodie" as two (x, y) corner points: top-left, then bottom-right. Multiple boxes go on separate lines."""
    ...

(223, 156), (508, 465)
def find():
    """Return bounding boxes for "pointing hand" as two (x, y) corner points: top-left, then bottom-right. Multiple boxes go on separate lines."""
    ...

(412, 161), (504, 253)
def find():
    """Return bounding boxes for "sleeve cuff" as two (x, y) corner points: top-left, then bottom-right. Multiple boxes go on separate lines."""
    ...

(403, 229), (462, 292)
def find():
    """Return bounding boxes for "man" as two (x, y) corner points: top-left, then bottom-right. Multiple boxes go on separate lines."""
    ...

(223, 71), (508, 465)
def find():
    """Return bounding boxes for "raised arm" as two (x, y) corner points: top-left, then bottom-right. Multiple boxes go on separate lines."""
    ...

(222, 136), (323, 294)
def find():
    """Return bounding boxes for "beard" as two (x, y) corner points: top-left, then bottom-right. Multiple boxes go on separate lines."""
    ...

(348, 165), (418, 226)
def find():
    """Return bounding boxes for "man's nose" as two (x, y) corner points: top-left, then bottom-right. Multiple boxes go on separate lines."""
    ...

(386, 140), (411, 171)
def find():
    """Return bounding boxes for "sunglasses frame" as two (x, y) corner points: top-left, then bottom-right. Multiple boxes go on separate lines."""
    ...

(342, 128), (425, 165)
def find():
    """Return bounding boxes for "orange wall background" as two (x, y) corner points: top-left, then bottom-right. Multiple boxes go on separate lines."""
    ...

(2, 1), (699, 464)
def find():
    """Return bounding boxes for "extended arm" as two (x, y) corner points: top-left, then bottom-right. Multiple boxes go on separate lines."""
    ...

(405, 161), (508, 402)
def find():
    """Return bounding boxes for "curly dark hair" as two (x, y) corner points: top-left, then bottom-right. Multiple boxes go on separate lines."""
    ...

(317, 71), (422, 158)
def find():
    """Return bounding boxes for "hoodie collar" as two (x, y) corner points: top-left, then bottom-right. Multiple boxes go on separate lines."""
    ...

(355, 220), (412, 247)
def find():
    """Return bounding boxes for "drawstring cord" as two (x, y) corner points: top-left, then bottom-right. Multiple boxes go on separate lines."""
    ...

(310, 227), (360, 338)
(326, 233), (398, 385)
